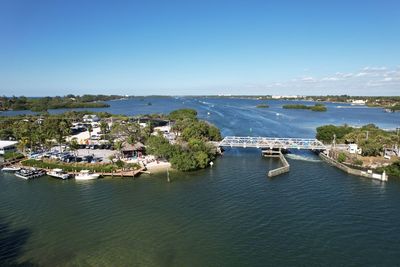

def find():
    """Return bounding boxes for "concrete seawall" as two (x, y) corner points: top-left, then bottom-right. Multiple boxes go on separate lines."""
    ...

(319, 152), (387, 181)
(263, 150), (290, 177)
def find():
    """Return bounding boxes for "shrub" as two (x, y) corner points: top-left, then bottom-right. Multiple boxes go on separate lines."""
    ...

(170, 152), (198, 171)
(282, 104), (327, 112)
(382, 161), (400, 177)
(282, 104), (309, 109)
(256, 104), (269, 108)
(310, 105), (327, 112)
(168, 109), (197, 121)
(316, 125), (354, 143)
(4, 152), (24, 161)
(337, 152), (347, 163)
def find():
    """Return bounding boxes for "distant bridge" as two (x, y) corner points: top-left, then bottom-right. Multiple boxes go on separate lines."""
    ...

(219, 136), (326, 150)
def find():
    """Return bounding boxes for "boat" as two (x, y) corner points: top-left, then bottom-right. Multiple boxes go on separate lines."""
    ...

(47, 168), (70, 180)
(15, 168), (46, 180)
(75, 170), (100, 180)
(1, 166), (21, 172)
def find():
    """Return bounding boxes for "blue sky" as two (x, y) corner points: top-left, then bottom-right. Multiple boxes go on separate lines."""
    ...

(0, 0), (399, 96)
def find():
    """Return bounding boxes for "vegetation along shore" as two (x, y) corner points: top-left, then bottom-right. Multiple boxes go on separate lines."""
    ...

(283, 103), (327, 112)
(316, 124), (400, 177)
(0, 108), (222, 176)
(0, 95), (126, 112)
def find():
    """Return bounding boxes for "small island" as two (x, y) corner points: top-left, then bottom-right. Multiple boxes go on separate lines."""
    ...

(0, 95), (126, 112)
(256, 104), (269, 108)
(282, 103), (327, 112)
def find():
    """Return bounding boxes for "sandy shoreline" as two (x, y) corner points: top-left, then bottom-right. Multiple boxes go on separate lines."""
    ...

(144, 161), (172, 173)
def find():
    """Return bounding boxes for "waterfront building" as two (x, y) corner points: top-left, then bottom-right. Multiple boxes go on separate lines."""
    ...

(0, 140), (18, 155)
(122, 142), (145, 158)
(83, 114), (100, 123)
(351, 99), (366, 105)
(348, 144), (362, 154)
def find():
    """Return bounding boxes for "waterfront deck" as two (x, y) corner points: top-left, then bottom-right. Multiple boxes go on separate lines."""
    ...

(67, 167), (147, 178)
(0, 158), (24, 169)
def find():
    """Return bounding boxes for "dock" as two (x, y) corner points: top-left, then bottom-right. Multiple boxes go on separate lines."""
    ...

(68, 166), (147, 178)
(0, 158), (24, 169)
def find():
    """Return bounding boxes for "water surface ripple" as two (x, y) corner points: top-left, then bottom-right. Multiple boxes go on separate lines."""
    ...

(1, 98), (400, 266)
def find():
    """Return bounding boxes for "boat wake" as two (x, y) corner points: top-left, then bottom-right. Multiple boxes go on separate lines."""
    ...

(285, 154), (322, 162)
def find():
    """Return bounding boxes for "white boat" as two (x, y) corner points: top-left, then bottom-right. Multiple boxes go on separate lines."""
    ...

(47, 168), (70, 180)
(15, 168), (46, 179)
(75, 170), (100, 180)
(1, 166), (21, 172)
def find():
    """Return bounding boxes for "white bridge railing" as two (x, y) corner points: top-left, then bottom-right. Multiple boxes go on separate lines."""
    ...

(219, 136), (326, 150)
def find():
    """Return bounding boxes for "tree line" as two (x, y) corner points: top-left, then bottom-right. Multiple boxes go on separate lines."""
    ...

(146, 109), (222, 171)
(0, 95), (124, 112)
(282, 103), (327, 112)
(316, 124), (399, 157)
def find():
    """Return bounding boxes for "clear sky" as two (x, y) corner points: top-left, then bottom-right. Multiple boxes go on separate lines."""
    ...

(1, 0), (399, 96)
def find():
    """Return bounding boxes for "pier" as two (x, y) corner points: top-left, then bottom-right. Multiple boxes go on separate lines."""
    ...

(66, 167), (147, 178)
(0, 158), (24, 169)
(219, 136), (326, 177)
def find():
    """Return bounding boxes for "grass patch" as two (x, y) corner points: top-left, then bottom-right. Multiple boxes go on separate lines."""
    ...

(4, 152), (24, 161)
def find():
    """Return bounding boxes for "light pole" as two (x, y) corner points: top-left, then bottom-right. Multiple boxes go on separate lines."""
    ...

(332, 134), (336, 149)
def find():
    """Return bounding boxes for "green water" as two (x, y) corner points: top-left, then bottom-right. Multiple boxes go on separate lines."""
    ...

(1, 98), (400, 266)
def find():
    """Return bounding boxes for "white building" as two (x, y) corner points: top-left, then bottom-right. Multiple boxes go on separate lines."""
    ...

(83, 114), (100, 123)
(351, 100), (366, 105)
(0, 141), (18, 155)
(271, 95), (299, 99)
(348, 144), (362, 154)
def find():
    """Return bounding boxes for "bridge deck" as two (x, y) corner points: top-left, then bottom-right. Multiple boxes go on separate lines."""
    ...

(219, 136), (326, 150)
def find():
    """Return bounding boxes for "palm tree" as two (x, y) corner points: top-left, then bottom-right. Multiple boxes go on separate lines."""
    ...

(69, 138), (79, 162)
(56, 120), (71, 152)
(44, 140), (55, 152)
(100, 121), (109, 135)
(18, 137), (29, 156)
(114, 140), (124, 160)
(87, 124), (93, 146)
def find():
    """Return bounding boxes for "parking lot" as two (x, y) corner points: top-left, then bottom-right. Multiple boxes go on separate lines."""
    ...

(75, 149), (116, 163)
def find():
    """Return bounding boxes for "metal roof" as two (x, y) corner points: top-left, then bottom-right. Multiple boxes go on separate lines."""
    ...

(0, 141), (18, 149)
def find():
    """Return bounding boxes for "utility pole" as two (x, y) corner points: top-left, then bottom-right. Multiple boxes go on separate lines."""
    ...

(333, 134), (336, 149)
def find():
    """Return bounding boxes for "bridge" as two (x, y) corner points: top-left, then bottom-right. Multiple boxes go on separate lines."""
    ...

(217, 136), (326, 178)
(219, 136), (326, 150)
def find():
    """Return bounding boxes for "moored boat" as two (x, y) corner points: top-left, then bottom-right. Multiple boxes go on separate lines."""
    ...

(75, 170), (100, 180)
(47, 168), (70, 180)
(15, 168), (46, 180)
(1, 166), (21, 172)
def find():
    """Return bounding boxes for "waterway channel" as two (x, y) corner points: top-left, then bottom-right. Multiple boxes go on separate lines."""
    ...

(1, 97), (400, 266)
